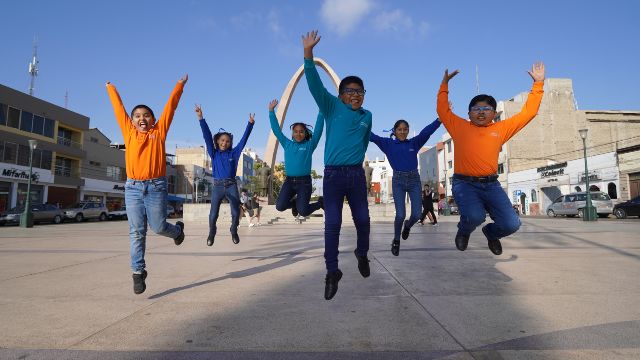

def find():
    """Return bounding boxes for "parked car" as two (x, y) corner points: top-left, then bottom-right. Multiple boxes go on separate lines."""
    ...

(63, 202), (109, 222)
(613, 196), (640, 219)
(108, 205), (127, 220)
(546, 191), (613, 218)
(0, 203), (64, 226)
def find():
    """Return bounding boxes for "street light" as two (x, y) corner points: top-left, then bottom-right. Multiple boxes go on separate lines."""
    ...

(578, 129), (597, 221)
(20, 140), (37, 228)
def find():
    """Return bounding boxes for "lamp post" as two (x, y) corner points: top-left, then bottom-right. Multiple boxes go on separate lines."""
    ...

(20, 140), (38, 228)
(578, 129), (597, 221)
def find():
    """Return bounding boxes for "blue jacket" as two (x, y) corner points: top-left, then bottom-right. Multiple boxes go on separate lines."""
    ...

(269, 111), (324, 177)
(370, 119), (441, 172)
(199, 119), (254, 179)
(304, 58), (372, 166)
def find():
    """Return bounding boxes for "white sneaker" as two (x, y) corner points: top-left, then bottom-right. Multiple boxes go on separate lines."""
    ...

(432, 223), (439, 227)
(249, 223), (255, 227)
(257, 223), (262, 226)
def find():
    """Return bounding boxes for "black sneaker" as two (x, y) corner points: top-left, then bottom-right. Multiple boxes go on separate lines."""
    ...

(174, 221), (185, 245)
(291, 200), (298, 217)
(318, 196), (324, 210)
(354, 249), (370, 278)
(207, 234), (215, 246)
(232, 233), (240, 244)
(324, 269), (343, 300)
(132, 270), (147, 294)
(455, 230), (469, 251)
(482, 225), (503, 255)
(401, 220), (411, 240)
(391, 240), (400, 256)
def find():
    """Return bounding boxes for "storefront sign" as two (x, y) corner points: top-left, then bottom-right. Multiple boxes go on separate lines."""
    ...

(537, 162), (567, 178)
(113, 185), (125, 191)
(0, 165), (53, 183)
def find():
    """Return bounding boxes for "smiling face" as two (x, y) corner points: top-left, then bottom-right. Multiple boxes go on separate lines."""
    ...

(468, 101), (496, 127)
(292, 124), (307, 143)
(216, 134), (232, 151)
(339, 83), (365, 110)
(131, 107), (156, 133)
(394, 122), (410, 141)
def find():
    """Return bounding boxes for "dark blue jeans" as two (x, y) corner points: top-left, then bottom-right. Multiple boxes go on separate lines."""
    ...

(391, 170), (422, 240)
(452, 176), (521, 239)
(275, 175), (322, 216)
(209, 178), (240, 236)
(323, 165), (370, 272)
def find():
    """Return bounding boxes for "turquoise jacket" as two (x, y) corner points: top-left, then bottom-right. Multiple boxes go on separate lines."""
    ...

(269, 111), (325, 176)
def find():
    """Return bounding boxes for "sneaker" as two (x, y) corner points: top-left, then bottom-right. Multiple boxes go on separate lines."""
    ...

(354, 249), (370, 278)
(432, 223), (439, 227)
(249, 223), (255, 227)
(132, 270), (147, 294)
(419, 221), (424, 226)
(318, 196), (324, 210)
(391, 240), (400, 256)
(207, 234), (215, 246)
(324, 269), (343, 300)
(455, 230), (469, 251)
(232, 233), (240, 244)
(401, 220), (411, 240)
(174, 221), (185, 245)
(482, 225), (503, 255)
(257, 222), (262, 226)
(291, 201), (299, 217)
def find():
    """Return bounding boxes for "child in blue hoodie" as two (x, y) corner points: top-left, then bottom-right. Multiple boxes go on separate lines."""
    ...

(196, 105), (254, 246)
(268, 99), (325, 218)
(370, 118), (441, 256)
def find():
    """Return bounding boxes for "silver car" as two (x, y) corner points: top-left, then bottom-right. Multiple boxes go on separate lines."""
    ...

(63, 202), (109, 222)
(546, 191), (613, 218)
(0, 203), (64, 225)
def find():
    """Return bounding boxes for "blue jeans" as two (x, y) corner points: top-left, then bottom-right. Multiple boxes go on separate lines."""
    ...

(452, 176), (521, 239)
(209, 178), (241, 236)
(323, 165), (370, 272)
(276, 175), (322, 216)
(391, 170), (422, 240)
(125, 177), (181, 272)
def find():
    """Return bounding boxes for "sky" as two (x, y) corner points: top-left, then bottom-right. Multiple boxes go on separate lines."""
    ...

(1, 0), (639, 172)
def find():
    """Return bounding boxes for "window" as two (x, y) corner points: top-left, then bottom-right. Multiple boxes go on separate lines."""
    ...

(107, 166), (122, 181)
(90, 137), (99, 143)
(89, 160), (101, 166)
(531, 189), (537, 202)
(589, 185), (600, 192)
(448, 160), (452, 169)
(3, 142), (17, 164)
(0, 103), (7, 126)
(608, 182), (617, 199)
(20, 111), (33, 132)
(7, 107), (20, 129)
(58, 128), (73, 147)
(55, 157), (73, 177)
(574, 186), (582, 192)
(447, 141), (452, 153)
(497, 163), (504, 174)
(32, 149), (42, 169)
(0, 141), (3, 161)
(43, 118), (55, 138)
(40, 150), (52, 170)
(17, 145), (30, 166)
(168, 175), (175, 194)
(32, 115), (44, 135)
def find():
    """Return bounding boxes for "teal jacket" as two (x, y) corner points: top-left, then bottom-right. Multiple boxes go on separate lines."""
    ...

(304, 58), (372, 166)
(269, 111), (325, 176)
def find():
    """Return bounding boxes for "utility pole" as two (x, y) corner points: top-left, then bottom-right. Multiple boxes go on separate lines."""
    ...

(28, 39), (39, 96)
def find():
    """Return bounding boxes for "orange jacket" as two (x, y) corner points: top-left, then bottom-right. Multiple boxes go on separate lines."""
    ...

(436, 82), (544, 176)
(106, 82), (184, 180)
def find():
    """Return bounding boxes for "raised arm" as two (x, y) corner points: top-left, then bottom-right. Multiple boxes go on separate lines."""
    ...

(302, 30), (337, 117)
(309, 112), (325, 151)
(196, 105), (216, 159)
(268, 99), (289, 147)
(436, 69), (466, 137)
(156, 75), (187, 134)
(413, 118), (442, 148)
(105, 82), (134, 136)
(235, 114), (255, 152)
(499, 62), (546, 143)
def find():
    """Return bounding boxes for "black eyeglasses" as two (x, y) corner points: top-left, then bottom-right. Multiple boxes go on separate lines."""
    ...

(470, 106), (494, 113)
(342, 88), (366, 96)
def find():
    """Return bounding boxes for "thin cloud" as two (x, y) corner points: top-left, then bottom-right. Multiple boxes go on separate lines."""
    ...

(372, 9), (429, 37)
(321, 0), (374, 36)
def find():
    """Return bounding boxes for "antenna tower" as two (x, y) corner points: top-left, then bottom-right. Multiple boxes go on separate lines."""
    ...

(28, 38), (39, 96)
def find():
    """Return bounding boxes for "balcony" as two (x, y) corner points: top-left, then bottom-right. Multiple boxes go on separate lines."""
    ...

(53, 165), (84, 187)
(57, 137), (83, 149)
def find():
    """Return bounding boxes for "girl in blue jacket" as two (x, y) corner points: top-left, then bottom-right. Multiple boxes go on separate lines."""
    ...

(370, 118), (441, 256)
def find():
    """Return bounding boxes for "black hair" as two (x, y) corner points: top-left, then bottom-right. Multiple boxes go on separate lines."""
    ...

(468, 94), (497, 112)
(130, 105), (155, 119)
(390, 119), (409, 139)
(339, 76), (364, 94)
(289, 123), (313, 141)
(213, 130), (234, 151)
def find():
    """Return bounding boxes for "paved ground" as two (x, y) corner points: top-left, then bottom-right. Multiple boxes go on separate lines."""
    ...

(1, 215), (639, 360)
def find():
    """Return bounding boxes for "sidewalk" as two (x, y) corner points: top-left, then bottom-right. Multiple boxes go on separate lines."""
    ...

(1, 216), (639, 359)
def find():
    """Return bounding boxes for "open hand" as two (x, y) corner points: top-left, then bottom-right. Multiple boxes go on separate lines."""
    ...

(249, 113), (255, 124)
(268, 99), (278, 112)
(442, 69), (459, 84)
(527, 62), (545, 82)
(302, 30), (321, 58)
(195, 104), (203, 120)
